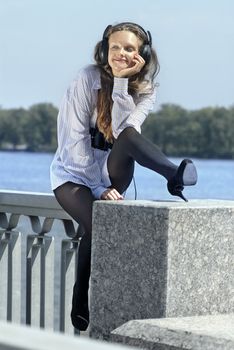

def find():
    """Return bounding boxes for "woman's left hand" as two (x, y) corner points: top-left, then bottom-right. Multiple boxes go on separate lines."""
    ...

(101, 188), (124, 200)
(112, 54), (145, 78)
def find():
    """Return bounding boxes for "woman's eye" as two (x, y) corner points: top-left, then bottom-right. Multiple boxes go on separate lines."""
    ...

(126, 47), (135, 52)
(110, 45), (119, 50)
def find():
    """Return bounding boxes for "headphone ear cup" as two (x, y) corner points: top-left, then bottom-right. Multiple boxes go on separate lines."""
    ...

(140, 44), (151, 64)
(99, 37), (109, 65)
(99, 25), (112, 65)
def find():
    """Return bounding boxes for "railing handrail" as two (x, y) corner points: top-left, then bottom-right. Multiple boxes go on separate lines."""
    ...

(0, 189), (71, 220)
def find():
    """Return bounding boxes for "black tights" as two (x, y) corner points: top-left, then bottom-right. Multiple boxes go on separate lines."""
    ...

(54, 127), (177, 313)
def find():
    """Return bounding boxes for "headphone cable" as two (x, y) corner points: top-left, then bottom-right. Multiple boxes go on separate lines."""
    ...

(133, 175), (137, 200)
(122, 175), (137, 200)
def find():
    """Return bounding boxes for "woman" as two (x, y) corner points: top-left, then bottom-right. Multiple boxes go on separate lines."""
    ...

(50, 22), (197, 331)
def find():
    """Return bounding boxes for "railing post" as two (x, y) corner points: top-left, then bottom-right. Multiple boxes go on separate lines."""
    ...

(26, 234), (54, 329)
(9, 231), (22, 324)
(0, 231), (9, 321)
(59, 239), (78, 334)
(0, 212), (21, 324)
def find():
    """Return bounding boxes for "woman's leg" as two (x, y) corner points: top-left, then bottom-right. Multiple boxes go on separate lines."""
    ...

(54, 182), (94, 331)
(107, 127), (197, 200)
(107, 126), (177, 194)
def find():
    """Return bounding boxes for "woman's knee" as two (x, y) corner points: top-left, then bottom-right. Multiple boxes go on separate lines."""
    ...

(118, 126), (139, 141)
(53, 182), (94, 232)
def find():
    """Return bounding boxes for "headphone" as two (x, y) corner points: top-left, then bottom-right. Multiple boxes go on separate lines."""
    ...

(99, 22), (152, 65)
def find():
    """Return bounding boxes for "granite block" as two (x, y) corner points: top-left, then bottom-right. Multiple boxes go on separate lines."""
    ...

(89, 200), (234, 339)
(111, 313), (234, 350)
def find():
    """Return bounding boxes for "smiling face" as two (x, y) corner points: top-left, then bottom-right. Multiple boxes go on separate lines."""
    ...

(108, 30), (142, 72)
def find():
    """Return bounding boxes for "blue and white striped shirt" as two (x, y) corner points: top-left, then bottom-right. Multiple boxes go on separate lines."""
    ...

(50, 64), (156, 199)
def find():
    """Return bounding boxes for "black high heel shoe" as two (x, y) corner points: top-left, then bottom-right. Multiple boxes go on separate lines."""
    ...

(167, 159), (197, 202)
(71, 302), (89, 331)
(71, 283), (89, 331)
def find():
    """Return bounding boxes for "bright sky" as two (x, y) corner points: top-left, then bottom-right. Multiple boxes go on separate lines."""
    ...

(0, 0), (233, 110)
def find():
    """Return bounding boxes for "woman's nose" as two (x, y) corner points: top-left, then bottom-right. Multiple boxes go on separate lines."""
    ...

(120, 47), (125, 55)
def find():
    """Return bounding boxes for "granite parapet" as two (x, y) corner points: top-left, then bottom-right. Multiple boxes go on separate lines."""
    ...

(90, 200), (234, 339)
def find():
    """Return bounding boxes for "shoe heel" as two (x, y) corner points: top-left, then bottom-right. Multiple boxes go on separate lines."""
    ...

(177, 191), (188, 202)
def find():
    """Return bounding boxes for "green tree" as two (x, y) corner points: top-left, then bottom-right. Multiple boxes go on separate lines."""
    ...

(142, 103), (234, 159)
(0, 109), (8, 147)
(0, 108), (28, 148)
(23, 103), (58, 151)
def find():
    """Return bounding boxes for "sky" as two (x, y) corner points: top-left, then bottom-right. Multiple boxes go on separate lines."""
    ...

(0, 0), (233, 111)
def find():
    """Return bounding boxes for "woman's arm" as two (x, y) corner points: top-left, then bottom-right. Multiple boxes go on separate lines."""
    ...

(57, 69), (108, 199)
(111, 77), (156, 138)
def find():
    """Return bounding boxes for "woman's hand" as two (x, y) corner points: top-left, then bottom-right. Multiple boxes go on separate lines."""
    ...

(112, 53), (145, 78)
(101, 188), (124, 200)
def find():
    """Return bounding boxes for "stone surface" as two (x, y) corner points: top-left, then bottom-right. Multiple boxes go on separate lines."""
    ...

(90, 200), (234, 339)
(111, 313), (234, 350)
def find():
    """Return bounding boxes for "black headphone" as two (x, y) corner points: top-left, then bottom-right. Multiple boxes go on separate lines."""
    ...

(99, 22), (152, 65)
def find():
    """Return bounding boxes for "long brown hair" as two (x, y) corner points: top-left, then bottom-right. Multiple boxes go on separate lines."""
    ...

(94, 22), (160, 142)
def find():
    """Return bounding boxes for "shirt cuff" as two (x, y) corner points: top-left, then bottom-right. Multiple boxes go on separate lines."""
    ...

(113, 77), (128, 94)
(92, 185), (108, 200)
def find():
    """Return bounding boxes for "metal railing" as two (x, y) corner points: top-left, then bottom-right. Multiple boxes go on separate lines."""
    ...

(0, 189), (82, 334)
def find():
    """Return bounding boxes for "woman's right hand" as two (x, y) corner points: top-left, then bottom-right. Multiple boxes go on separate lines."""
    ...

(101, 188), (123, 200)
(112, 53), (145, 78)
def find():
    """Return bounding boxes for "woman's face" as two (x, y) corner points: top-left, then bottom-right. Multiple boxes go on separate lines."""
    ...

(108, 30), (142, 72)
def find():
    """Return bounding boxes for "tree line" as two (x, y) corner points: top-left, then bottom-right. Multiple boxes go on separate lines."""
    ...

(142, 104), (234, 159)
(0, 104), (58, 152)
(0, 103), (234, 158)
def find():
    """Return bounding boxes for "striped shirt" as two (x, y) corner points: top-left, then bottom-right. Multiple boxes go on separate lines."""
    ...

(50, 64), (156, 199)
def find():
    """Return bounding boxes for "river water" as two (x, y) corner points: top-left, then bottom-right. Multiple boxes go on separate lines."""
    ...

(0, 150), (234, 200)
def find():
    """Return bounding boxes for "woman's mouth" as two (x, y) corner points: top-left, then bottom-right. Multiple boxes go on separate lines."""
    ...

(114, 58), (127, 63)
(113, 59), (129, 68)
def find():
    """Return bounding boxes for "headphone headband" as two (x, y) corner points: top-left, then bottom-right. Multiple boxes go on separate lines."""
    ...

(102, 22), (152, 47)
